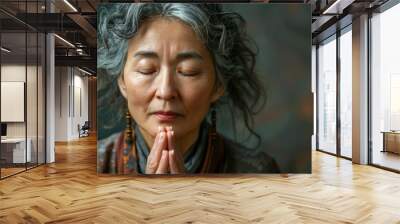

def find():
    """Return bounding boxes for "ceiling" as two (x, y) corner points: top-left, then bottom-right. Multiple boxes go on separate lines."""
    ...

(309, 0), (390, 44)
(0, 0), (394, 74)
(0, 0), (100, 74)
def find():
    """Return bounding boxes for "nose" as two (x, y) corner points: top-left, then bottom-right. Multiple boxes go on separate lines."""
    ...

(155, 67), (177, 101)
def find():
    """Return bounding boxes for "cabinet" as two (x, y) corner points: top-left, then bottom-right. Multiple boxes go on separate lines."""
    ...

(382, 132), (400, 154)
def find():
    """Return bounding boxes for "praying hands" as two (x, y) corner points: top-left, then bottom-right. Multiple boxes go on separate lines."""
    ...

(145, 126), (186, 174)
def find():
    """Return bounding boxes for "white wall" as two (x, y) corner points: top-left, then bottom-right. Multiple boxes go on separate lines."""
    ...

(1, 63), (46, 164)
(1, 65), (26, 138)
(72, 72), (89, 138)
(1, 65), (39, 138)
(54, 67), (89, 141)
(55, 66), (69, 141)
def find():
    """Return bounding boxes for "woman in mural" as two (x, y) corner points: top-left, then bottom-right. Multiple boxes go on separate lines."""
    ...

(97, 3), (279, 174)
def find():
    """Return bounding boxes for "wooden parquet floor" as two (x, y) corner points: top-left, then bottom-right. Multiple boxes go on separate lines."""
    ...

(1, 167), (26, 178)
(1, 135), (400, 224)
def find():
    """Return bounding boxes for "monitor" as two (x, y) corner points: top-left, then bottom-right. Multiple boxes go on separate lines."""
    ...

(1, 123), (7, 137)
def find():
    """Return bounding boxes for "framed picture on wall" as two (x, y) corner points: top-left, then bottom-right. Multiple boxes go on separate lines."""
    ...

(97, 3), (312, 175)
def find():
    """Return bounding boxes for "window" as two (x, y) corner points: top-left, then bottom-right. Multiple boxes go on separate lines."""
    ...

(370, 2), (400, 171)
(0, 1), (47, 179)
(339, 27), (352, 158)
(317, 35), (337, 154)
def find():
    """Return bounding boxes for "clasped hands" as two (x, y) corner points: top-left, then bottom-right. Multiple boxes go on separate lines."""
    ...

(145, 126), (186, 174)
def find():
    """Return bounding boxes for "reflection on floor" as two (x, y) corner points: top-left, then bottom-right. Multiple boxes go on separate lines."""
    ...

(0, 167), (25, 177)
(0, 163), (42, 178)
(0, 135), (400, 223)
(373, 150), (400, 171)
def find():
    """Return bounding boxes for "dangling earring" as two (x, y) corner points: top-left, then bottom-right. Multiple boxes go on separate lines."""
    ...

(210, 105), (217, 139)
(125, 109), (133, 145)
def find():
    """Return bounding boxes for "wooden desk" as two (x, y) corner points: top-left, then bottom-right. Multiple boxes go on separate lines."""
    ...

(1, 138), (32, 163)
(382, 131), (400, 154)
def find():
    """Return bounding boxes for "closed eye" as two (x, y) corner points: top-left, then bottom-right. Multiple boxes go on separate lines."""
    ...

(178, 71), (200, 77)
(137, 69), (157, 75)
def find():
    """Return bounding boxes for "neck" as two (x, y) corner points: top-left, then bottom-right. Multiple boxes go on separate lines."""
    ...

(139, 126), (201, 156)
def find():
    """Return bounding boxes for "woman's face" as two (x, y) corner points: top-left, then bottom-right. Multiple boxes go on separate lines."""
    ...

(119, 18), (223, 139)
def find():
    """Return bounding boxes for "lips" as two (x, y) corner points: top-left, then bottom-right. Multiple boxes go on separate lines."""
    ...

(153, 111), (181, 122)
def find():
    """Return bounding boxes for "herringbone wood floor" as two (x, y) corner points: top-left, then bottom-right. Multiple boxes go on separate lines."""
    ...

(0, 135), (400, 224)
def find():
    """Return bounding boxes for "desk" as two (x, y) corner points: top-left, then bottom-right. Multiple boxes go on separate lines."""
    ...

(382, 131), (400, 154)
(1, 138), (32, 163)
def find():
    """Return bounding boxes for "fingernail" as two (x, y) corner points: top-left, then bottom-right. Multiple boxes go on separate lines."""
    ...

(159, 132), (164, 142)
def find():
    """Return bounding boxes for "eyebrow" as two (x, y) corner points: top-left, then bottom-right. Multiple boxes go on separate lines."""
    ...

(176, 51), (204, 61)
(133, 50), (204, 61)
(133, 51), (158, 59)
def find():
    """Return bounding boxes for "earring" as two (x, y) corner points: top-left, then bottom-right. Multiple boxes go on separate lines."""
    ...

(125, 109), (133, 145)
(210, 105), (217, 139)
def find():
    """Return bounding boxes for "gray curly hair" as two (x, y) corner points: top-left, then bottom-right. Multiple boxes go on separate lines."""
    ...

(97, 3), (266, 144)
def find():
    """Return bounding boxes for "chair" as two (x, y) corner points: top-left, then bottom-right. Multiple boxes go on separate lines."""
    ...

(78, 121), (90, 138)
